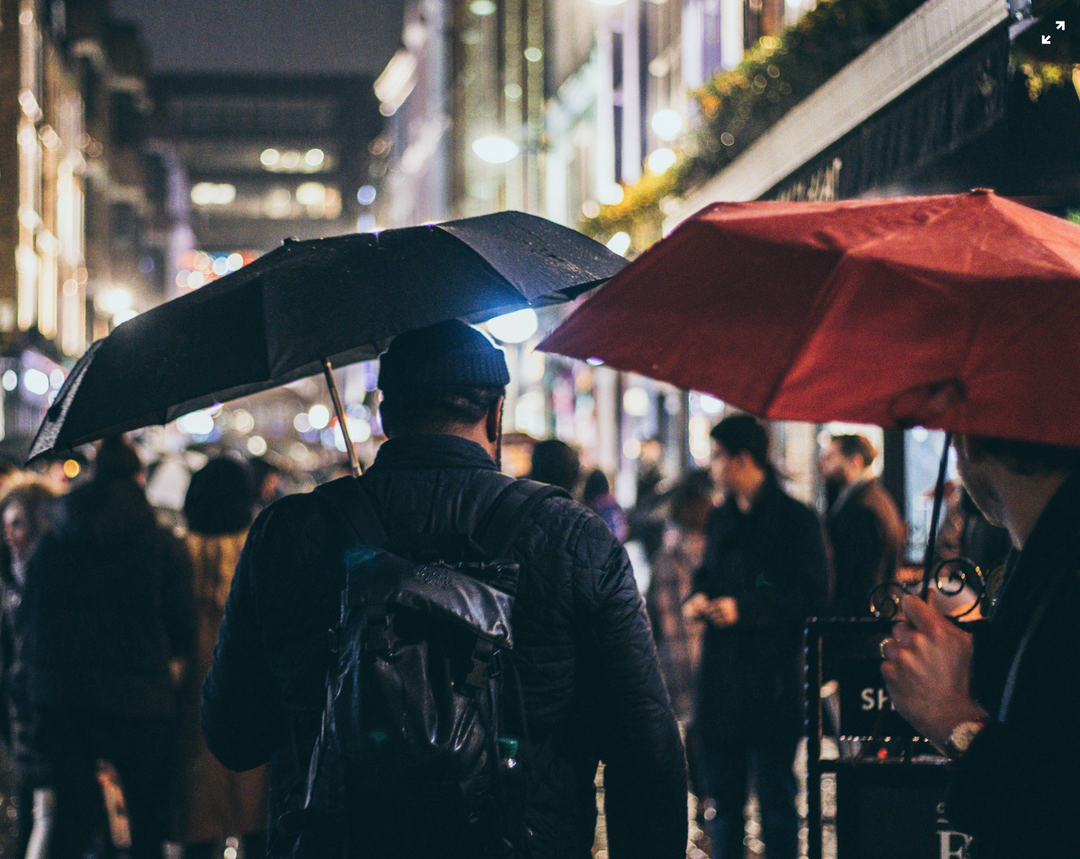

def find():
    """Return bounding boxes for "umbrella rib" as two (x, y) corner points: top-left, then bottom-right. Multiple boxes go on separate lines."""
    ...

(756, 201), (977, 415)
(755, 264), (849, 415)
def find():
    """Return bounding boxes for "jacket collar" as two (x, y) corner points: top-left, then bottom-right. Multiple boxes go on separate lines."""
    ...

(992, 468), (1080, 620)
(976, 468), (1080, 706)
(369, 433), (499, 472)
(829, 476), (873, 516)
(716, 472), (784, 532)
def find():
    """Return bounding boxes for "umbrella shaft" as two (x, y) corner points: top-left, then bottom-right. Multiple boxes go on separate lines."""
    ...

(920, 432), (952, 599)
(322, 358), (362, 478)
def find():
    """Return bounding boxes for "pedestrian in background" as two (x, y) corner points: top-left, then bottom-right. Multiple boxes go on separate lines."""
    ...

(627, 439), (667, 566)
(16, 435), (196, 859)
(646, 468), (712, 723)
(0, 478), (58, 859)
(173, 457), (268, 859)
(818, 433), (905, 616)
(582, 468), (629, 542)
(527, 438), (581, 496)
(684, 415), (831, 859)
(645, 468), (714, 838)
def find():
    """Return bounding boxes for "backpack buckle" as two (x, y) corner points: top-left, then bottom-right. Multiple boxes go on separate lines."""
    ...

(465, 637), (497, 688)
(362, 605), (394, 652)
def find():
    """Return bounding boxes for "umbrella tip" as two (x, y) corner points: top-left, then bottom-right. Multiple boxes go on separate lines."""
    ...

(282, 236), (299, 245)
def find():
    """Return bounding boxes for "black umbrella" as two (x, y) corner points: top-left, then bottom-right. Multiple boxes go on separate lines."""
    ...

(30, 211), (624, 469)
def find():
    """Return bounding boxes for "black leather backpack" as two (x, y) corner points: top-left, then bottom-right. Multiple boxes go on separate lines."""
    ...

(279, 476), (566, 859)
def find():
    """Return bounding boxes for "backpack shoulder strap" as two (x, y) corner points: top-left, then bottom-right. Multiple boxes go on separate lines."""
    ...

(314, 474), (568, 560)
(313, 476), (388, 548)
(473, 478), (569, 559)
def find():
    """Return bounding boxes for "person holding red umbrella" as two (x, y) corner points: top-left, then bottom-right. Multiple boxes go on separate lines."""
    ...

(880, 434), (1080, 857)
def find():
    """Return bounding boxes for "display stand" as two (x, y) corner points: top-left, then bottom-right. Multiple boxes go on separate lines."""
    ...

(805, 619), (973, 859)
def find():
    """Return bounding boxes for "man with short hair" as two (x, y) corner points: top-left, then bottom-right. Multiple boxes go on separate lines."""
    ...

(684, 414), (831, 859)
(819, 433), (906, 616)
(202, 320), (688, 859)
(881, 434), (1080, 857)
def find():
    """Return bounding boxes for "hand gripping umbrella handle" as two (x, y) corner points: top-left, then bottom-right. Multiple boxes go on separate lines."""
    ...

(321, 357), (362, 478)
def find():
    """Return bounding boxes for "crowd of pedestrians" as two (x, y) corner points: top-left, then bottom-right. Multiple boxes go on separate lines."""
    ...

(0, 440), (270, 859)
(0, 335), (1037, 859)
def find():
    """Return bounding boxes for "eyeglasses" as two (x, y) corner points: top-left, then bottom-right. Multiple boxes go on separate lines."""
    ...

(868, 557), (986, 621)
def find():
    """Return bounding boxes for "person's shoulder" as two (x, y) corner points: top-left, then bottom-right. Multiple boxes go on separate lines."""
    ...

(776, 487), (824, 529)
(247, 485), (338, 545)
(860, 479), (903, 515)
(520, 486), (623, 565)
(523, 485), (591, 531)
(260, 484), (329, 518)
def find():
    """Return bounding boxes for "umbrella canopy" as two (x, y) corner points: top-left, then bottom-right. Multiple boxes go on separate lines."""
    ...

(31, 211), (624, 461)
(539, 190), (1080, 448)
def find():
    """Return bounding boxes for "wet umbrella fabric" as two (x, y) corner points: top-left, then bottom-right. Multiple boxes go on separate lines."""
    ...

(539, 189), (1080, 448)
(31, 211), (624, 461)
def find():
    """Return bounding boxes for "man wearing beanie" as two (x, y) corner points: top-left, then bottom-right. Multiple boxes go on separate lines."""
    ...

(202, 321), (688, 859)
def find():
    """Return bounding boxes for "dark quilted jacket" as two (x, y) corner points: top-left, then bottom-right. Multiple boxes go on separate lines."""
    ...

(202, 434), (687, 859)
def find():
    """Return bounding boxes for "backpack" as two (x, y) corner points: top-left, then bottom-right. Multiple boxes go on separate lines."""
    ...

(280, 475), (567, 859)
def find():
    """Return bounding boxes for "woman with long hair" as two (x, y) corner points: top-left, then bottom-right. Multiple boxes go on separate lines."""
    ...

(174, 457), (268, 859)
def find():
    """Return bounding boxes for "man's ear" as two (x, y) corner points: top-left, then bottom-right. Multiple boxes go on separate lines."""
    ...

(485, 396), (504, 444)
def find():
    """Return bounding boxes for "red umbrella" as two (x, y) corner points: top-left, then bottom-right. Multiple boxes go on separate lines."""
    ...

(539, 189), (1080, 448)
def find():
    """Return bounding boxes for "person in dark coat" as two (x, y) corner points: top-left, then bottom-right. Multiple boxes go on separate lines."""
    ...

(582, 468), (629, 542)
(684, 415), (831, 859)
(819, 433), (906, 616)
(202, 321), (688, 859)
(881, 435), (1080, 858)
(15, 435), (196, 859)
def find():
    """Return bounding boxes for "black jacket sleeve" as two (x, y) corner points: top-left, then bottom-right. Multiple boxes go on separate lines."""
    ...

(573, 514), (688, 859)
(944, 574), (1080, 856)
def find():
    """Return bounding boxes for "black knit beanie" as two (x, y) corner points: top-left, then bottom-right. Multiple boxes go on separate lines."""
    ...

(378, 320), (510, 393)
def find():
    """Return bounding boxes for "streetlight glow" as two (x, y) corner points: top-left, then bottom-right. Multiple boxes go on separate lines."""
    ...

(308, 404), (331, 430)
(651, 109), (683, 141)
(598, 183), (624, 205)
(487, 308), (538, 344)
(472, 136), (520, 164)
(647, 147), (678, 174)
(606, 232), (631, 256)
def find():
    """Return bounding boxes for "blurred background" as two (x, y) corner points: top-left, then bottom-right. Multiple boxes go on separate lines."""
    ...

(1, 0), (1076, 556)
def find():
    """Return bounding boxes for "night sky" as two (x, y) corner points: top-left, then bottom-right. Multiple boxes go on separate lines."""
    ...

(109, 0), (406, 77)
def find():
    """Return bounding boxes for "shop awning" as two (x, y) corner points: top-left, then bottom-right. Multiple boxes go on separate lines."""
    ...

(668, 0), (1012, 226)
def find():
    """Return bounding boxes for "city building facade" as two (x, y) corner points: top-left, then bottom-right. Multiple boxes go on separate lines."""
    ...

(0, 0), (168, 458)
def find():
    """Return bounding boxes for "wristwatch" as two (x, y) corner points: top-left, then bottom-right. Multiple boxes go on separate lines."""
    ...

(944, 717), (990, 760)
